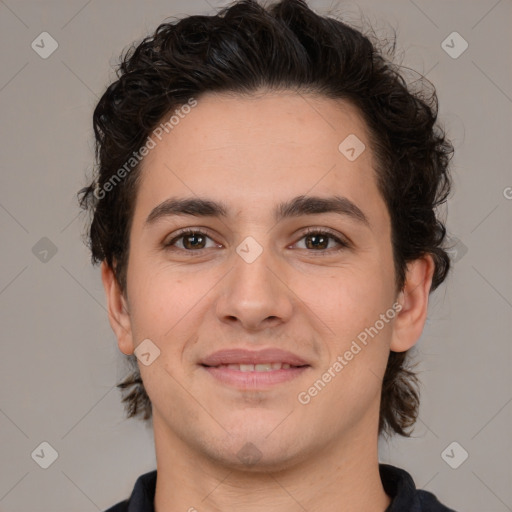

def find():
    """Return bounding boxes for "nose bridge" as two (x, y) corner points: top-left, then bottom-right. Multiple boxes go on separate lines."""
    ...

(216, 234), (293, 328)
(235, 237), (275, 293)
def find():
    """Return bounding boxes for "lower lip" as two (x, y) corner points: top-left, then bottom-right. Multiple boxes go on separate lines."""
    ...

(201, 365), (310, 388)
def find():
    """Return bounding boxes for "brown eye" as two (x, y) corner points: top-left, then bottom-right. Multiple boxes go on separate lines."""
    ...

(304, 233), (330, 250)
(295, 229), (349, 253)
(165, 230), (217, 251)
(181, 232), (207, 250)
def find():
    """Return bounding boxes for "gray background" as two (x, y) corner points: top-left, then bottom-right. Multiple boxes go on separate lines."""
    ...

(0, 0), (511, 510)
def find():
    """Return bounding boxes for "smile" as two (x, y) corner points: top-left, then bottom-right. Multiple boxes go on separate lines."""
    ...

(201, 363), (310, 388)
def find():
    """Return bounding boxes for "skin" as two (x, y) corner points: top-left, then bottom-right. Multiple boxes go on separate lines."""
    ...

(102, 90), (434, 512)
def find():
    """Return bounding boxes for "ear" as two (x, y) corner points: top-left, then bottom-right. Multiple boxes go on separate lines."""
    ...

(390, 254), (435, 352)
(101, 261), (134, 355)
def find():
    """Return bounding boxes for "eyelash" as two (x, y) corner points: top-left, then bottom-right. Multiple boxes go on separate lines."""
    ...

(163, 227), (350, 255)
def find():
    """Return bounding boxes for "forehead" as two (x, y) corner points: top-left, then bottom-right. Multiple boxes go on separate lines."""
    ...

(144, 90), (371, 166)
(134, 90), (388, 229)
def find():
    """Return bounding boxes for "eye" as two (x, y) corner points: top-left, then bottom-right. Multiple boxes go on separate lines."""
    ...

(163, 227), (350, 254)
(164, 229), (220, 251)
(294, 228), (350, 253)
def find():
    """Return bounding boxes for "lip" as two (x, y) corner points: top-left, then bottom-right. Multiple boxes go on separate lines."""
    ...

(200, 348), (310, 367)
(202, 365), (310, 389)
(200, 348), (311, 390)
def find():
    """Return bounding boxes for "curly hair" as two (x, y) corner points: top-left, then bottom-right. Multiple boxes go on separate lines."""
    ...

(79, 0), (453, 439)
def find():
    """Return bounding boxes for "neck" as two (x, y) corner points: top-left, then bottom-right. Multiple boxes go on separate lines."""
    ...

(153, 413), (391, 512)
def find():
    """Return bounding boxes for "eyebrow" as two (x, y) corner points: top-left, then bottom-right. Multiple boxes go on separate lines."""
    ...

(145, 194), (371, 229)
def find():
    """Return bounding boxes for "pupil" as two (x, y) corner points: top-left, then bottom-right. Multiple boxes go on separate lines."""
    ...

(306, 234), (327, 250)
(184, 233), (204, 249)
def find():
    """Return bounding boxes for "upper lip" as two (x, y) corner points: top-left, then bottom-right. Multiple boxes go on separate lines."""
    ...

(200, 348), (310, 367)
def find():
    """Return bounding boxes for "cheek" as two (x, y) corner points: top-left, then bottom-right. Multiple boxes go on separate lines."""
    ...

(126, 252), (223, 344)
(138, 281), (191, 334)
(298, 265), (388, 323)
(292, 264), (395, 369)
(126, 253), (185, 331)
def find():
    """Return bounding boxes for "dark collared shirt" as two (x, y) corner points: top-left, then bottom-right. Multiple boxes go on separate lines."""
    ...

(104, 464), (458, 512)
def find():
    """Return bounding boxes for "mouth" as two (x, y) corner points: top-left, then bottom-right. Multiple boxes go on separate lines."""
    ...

(200, 362), (308, 371)
(199, 348), (311, 388)
(200, 362), (311, 388)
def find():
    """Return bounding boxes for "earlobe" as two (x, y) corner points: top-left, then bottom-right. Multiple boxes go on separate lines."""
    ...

(390, 254), (435, 353)
(100, 261), (134, 355)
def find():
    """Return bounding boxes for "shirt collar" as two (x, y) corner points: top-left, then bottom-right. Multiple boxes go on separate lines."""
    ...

(127, 470), (156, 512)
(380, 463), (422, 512)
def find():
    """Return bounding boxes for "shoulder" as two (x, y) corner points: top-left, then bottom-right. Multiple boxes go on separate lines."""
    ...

(380, 463), (459, 512)
(417, 489), (459, 512)
(103, 500), (129, 512)
(102, 469), (157, 512)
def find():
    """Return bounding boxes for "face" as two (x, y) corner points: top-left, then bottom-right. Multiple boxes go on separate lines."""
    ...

(105, 90), (428, 470)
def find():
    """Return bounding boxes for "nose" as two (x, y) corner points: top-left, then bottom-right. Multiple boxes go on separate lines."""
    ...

(215, 238), (294, 332)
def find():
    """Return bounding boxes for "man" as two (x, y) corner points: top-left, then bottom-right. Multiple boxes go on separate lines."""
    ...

(79, 0), (457, 510)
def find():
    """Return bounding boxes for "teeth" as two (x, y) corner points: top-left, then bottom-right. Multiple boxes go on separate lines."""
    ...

(216, 362), (293, 371)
